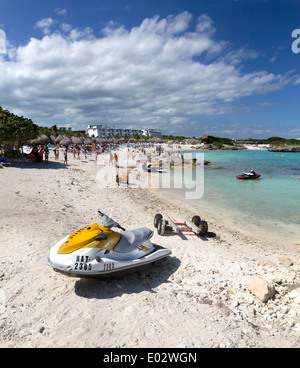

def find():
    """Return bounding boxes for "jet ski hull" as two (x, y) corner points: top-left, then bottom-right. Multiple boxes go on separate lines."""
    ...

(236, 174), (261, 179)
(47, 236), (171, 278)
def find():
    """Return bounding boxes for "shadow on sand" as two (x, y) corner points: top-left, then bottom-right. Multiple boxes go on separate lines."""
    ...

(74, 255), (181, 300)
(9, 160), (68, 170)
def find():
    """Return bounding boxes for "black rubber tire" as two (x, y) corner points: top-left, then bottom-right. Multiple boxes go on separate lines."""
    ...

(157, 218), (166, 236)
(154, 213), (163, 228)
(192, 215), (201, 227)
(199, 221), (208, 236)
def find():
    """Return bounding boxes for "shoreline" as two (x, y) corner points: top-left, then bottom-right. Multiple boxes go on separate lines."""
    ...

(0, 150), (299, 347)
(136, 143), (299, 251)
(151, 186), (300, 251)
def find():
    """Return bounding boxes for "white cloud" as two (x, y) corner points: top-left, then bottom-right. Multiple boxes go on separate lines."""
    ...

(196, 14), (215, 34)
(0, 28), (6, 54)
(294, 77), (300, 85)
(69, 27), (94, 41)
(221, 48), (259, 66)
(55, 8), (67, 16)
(35, 18), (55, 34)
(0, 12), (295, 132)
(60, 23), (72, 33)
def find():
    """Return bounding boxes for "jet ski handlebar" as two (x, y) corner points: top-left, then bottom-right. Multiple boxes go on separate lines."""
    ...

(98, 210), (126, 231)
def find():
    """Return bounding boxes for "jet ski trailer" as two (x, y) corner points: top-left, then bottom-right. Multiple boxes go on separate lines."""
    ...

(154, 213), (209, 237)
(46, 211), (171, 278)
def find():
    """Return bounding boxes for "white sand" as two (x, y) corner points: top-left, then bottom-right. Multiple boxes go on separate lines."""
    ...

(0, 146), (299, 348)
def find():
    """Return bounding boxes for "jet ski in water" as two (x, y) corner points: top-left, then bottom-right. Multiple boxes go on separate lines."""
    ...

(46, 211), (171, 278)
(236, 170), (261, 180)
(142, 162), (166, 173)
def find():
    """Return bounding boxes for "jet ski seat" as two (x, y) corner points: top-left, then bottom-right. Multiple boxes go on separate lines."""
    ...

(114, 227), (153, 253)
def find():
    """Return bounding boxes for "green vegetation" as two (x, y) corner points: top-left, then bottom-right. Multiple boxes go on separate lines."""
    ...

(38, 125), (87, 138)
(162, 134), (234, 145)
(0, 106), (88, 156)
(162, 135), (189, 142)
(162, 134), (299, 146)
(0, 106), (39, 157)
(241, 137), (300, 146)
(1, 106), (299, 158)
(206, 136), (234, 146)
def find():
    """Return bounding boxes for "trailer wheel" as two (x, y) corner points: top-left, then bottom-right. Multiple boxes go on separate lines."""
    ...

(154, 213), (163, 228)
(157, 218), (166, 236)
(192, 215), (201, 227)
(199, 221), (208, 236)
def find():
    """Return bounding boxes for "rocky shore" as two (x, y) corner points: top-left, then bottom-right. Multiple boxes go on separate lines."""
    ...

(191, 144), (246, 150)
(268, 146), (300, 152)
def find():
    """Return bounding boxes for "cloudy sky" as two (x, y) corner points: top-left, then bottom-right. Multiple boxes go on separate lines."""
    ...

(0, 0), (300, 138)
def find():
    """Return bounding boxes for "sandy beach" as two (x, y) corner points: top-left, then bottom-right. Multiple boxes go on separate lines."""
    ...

(0, 145), (299, 348)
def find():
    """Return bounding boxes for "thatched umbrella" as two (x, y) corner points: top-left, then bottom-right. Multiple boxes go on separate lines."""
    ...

(41, 134), (52, 143)
(54, 134), (64, 144)
(84, 137), (94, 145)
(50, 135), (56, 144)
(60, 136), (72, 146)
(36, 136), (46, 144)
(72, 136), (84, 145)
(200, 135), (208, 143)
(95, 137), (107, 144)
(30, 136), (48, 145)
(39, 134), (52, 143)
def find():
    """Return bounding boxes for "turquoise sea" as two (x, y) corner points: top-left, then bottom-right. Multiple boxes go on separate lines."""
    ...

(158, 149), (300, 247)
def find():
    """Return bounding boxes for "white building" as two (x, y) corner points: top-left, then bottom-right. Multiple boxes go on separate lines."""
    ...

(86, 125), (116, 137)
(142, 129), (162, 138)
(86, 124), (161, 138)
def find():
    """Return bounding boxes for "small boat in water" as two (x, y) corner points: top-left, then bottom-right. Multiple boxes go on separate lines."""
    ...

(237, 170), (261, 179)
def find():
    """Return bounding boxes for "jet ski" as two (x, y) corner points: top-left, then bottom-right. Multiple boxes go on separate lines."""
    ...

(142, 162), (167, 173)
(237, 170), (261, 180)
(46, 211), (171, 278)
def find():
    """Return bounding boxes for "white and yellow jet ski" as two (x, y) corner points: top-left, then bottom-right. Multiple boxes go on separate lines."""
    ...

(46, 211), (171, 278)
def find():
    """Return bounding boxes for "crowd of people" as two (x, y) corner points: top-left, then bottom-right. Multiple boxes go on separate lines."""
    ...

(27, 143), (122, 165)
(27, 145), (49, 163)
(27, 142), (163, 172)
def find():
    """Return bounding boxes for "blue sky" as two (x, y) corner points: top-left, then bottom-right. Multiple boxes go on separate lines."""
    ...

(0, 0), (300, 138)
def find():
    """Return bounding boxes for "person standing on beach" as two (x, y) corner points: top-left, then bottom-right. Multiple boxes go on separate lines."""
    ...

(38, 147), (44, 163)
(44, 147), (49, 163)
(113, 152), (118, 166)
(64, 148), (68, 165)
